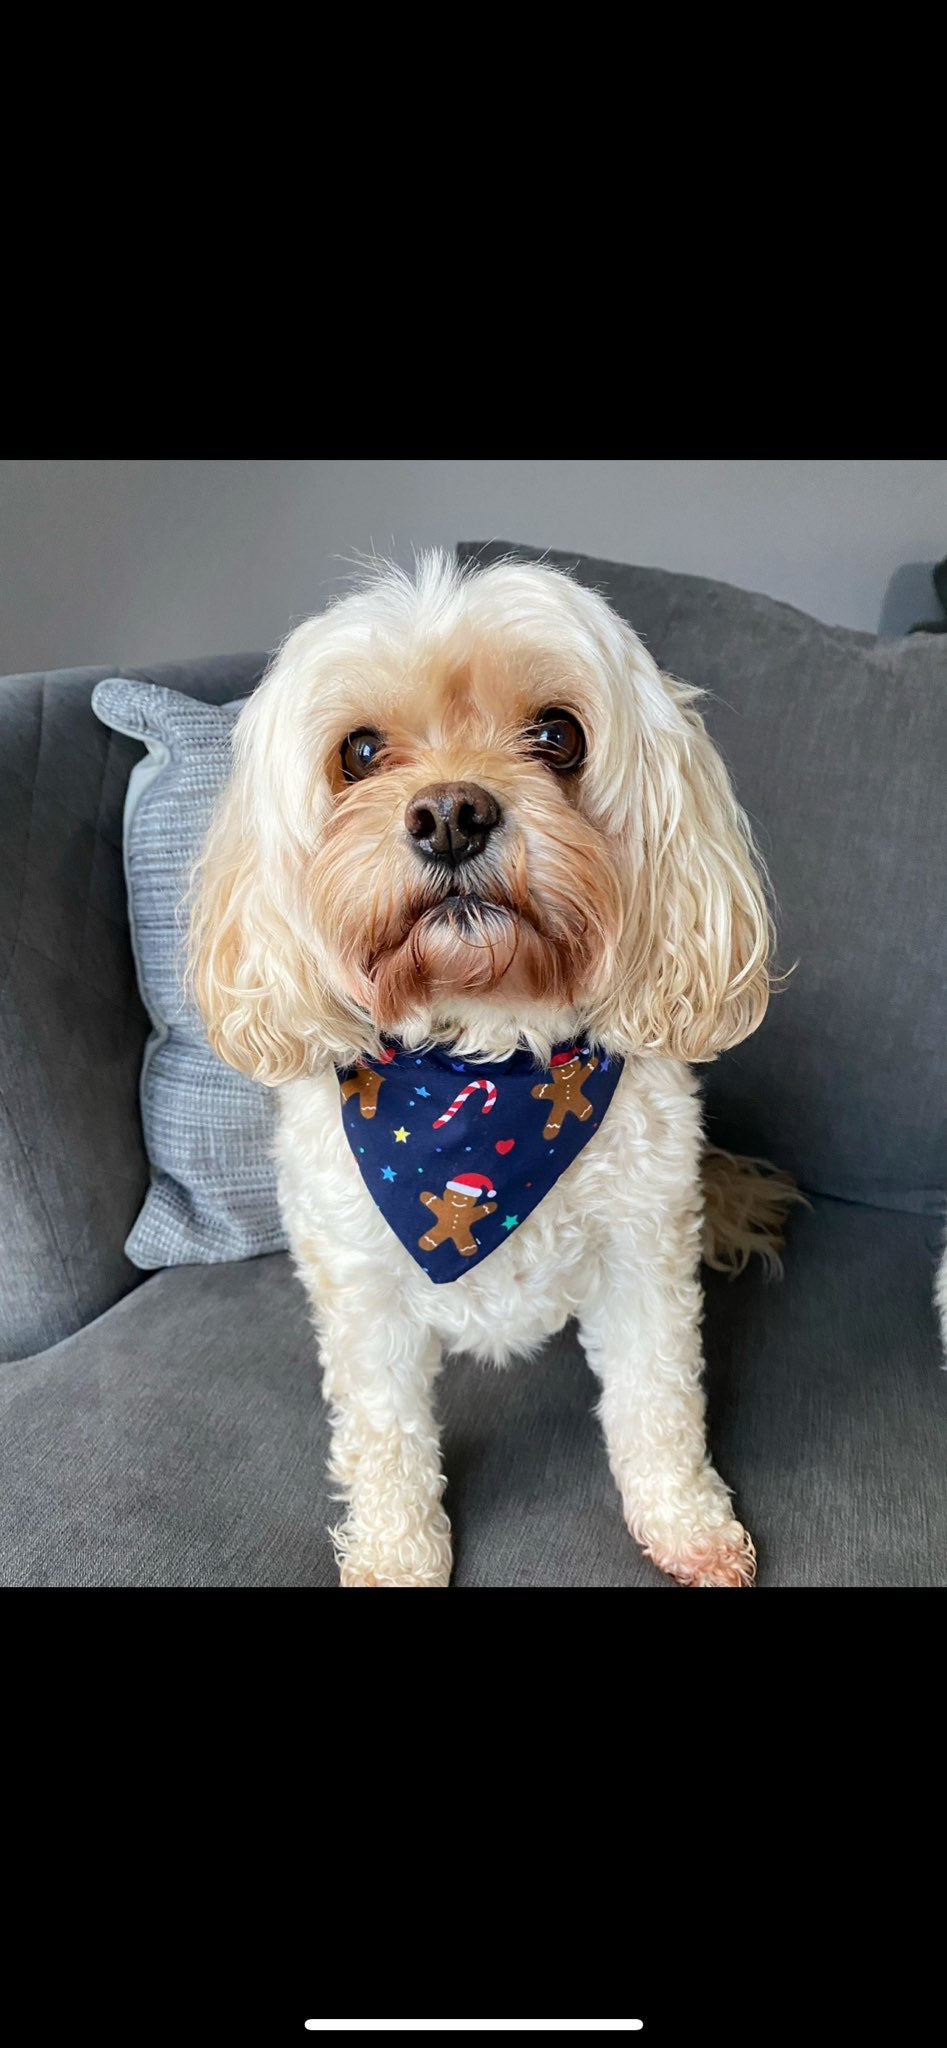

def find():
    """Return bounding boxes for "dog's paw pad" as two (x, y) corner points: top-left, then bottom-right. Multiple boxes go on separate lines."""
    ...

(646, 1523), (757, 1588)
(339, 1568), (447, 1588)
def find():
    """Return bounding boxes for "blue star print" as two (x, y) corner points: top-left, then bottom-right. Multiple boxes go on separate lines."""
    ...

(381, 1165), (397, 1183)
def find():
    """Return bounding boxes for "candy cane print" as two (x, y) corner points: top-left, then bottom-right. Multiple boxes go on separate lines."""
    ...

(432, 1078), (497, 1128)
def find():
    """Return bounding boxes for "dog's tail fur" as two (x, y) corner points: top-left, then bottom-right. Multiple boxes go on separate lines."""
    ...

(701, 1145), (809, 1278)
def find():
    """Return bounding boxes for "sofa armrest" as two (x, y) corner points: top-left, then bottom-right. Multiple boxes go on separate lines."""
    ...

(0, 651), (268, 1361)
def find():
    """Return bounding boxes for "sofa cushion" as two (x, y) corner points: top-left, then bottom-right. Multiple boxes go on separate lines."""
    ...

(457, 542), (947, 1216)
(1, 1199), (944, 1586)
(91, 680), (287, 1269)
(0, 653), (269, 1362)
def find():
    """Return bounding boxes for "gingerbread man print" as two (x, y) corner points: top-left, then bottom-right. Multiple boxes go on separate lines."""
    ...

(418, 1171), (498, 1257)
(530, 1048), (600, 1139)
(339, 1050), (395, 1119)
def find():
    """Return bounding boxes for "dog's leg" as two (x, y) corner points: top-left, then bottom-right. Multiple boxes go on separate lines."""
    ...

(315, 1307), (451, 1588)
(580, 1215), (755, 1589)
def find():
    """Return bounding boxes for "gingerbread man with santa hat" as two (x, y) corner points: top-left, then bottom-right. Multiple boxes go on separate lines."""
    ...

(530, 1048), (600, 1139)
(418, 1172), (498, 1257)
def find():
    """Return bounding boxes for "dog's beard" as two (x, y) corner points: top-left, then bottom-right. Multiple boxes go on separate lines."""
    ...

(367, 886), (579, 1027)
(308, 775), (626, 1042)
(358, 834), (624, 1033)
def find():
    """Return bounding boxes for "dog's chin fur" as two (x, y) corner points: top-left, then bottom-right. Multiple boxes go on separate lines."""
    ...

(371, 897), (557, 1020)
(356, 856), (622, 1039)
(189, 550), (784, 1588)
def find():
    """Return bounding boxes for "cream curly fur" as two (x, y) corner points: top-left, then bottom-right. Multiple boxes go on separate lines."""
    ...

(190, 552), (784, 1587)
(936, 1236), (947, 1361)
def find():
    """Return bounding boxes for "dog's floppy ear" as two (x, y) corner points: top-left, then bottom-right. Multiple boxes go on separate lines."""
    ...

(187, 640), (355, 1084)
(606, 662), (772, 1061)
(187, 783), (307, 1085)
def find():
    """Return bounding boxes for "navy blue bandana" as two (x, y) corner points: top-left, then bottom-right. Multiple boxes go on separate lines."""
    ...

(336, 1042), (625, 1284)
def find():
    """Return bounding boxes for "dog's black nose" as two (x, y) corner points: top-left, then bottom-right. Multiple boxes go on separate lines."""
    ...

(405, 782), (501, 866)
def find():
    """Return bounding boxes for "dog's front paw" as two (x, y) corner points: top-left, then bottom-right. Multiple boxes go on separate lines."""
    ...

(643, 1521), (757, 1588)
(332, 1516), (453, 1589)
(339, 1565), (449, 1588)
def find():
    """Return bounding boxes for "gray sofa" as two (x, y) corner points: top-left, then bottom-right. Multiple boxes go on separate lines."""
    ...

(2, 542), (946, 1587)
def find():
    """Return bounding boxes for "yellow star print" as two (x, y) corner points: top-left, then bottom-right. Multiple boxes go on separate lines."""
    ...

(393, 1126), (410, 1142)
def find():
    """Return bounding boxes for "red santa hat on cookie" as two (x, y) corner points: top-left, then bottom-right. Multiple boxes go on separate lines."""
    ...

(446, 1171), (496, 1199)
(550, 1048), (580, 1066)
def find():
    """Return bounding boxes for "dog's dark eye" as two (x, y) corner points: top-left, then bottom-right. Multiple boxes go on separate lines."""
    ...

(528, 709), (586, 773)
(340, 729), (385, 782)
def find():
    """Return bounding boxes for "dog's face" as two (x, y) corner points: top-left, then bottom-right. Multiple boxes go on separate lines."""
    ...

(190, 555), (771, 1076)
(301, 605), (628, 1043)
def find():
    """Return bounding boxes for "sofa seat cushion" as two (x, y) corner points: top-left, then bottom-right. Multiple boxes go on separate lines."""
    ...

(1, 1198), (944, 1587)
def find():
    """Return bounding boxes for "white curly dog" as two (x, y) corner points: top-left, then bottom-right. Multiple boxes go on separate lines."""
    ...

(191, 553), (797, 1586)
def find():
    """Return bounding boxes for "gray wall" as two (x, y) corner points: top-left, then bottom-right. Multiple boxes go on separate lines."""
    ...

(1, 458), (944, 673)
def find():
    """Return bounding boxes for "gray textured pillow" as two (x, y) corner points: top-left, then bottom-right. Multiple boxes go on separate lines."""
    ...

(458, 541), (947, 1215)
(91, 680), (287, 1268)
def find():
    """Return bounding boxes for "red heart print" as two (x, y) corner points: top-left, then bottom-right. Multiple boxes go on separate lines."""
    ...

(495, 1139), (515, 1155)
